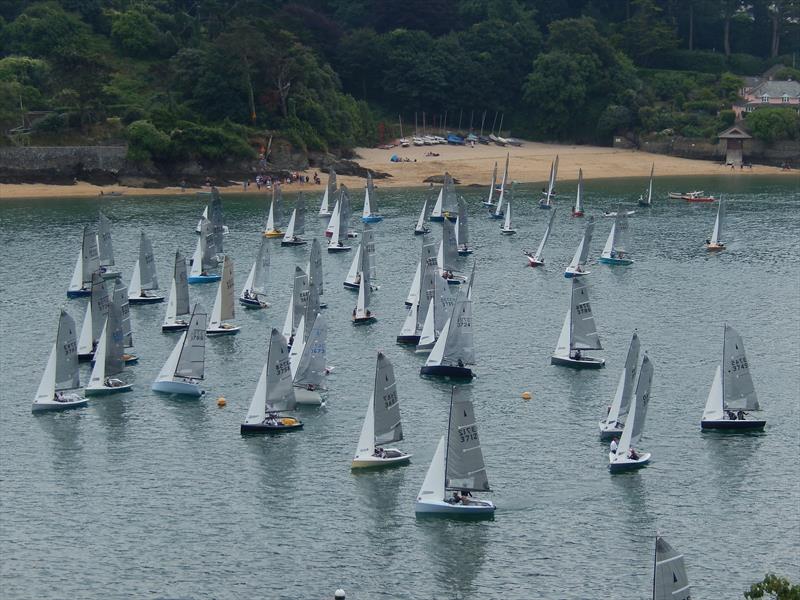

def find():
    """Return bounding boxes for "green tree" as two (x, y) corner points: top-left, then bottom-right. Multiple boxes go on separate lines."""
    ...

(744, 573), (800, 600)
(620, 0), (680, 66)
(4, 1), (91, 57)
(745, 107), (800, 142)
(110, 10), (160, 58)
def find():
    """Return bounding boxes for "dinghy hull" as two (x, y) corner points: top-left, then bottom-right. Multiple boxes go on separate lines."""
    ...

(598, 422), (624, 440)
(281, 239), (307, 247)
(162, 322), (189, 332)
(551, 355), (605, 369)
(362, 215), (383, 223)
(415, 499), (496, 516)
(188, 275), (221, 284)
(430, 215), (444, 222)
(151, 380), (203, 397)
(572, 211), (584, 217)
(706, 243), (725, 252)
(128, 295), (165, 304)
(526, 257), (544, 267)
(239, 297), (268, 309)
(85, 383), (133, 396)
(489, 212), (504, 219)
(564, 269), (590, 278)
(351, 452), (412, 469)
(608, 452), (651, 473)
(352, 316), (377, 325)
(457, 248), (474, 256)
(500, 229), (517, 235)
(240, 419), (304, 434)
(396, 334), (421, 345)
(293, 386), (324, 406)
(32, 395), (88, 413)
(599, 257), (634, 266)
(327, 245), (351, 253)
(414, 228), (430, 236)
(420, 365), (474, 380)
(206, 325), (241, 336)
(263, 230), (283, 238)
(67, 289), (91, 298)
(701, 419), (766, 431)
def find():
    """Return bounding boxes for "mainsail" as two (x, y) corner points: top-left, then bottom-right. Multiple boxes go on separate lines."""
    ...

(617, 353), (653, 455)
(55, 309), (80, 390)
(722, 324), (759, 411)
(373, 352), (403, 444)
(445, 387), (490, 492)
(570, 277), (602, 350)
(175, 305), (206, 380)
(97, 212), (115, 268)
(653, 536), (691, 600)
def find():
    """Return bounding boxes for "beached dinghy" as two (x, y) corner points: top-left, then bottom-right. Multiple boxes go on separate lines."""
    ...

(240, 237), (271, 309)
(263, 184), (284, 238)
(362, 172), (383, 223)
(456, 197), (473, 254)
(289, 312), (327, 406)
(206, 256), (239, 336)
(282, 193), (307, 246)
(318, 168), (337, 217)
(564, 216), (595, 278)
(420, 295), (475, 380)
(599, 331), (640, 439)
(652, 535), (691, 600)
(241, 328), (303, 434)
(701, 324), (766, 431)
(608, 353), (654, 472)
(128, 232), (164, 304)
(352, 352), (411, 469)
(67, 226), (100, 298)
(188, 218), (221, 284)
(490, 154), (509, 219)
(415, 387), (495, 516)
(96, 211), (121, 280)
(705, 197), (726, 252)
(32, 310), (88, 412)
(85, 315), (132, 395)
(414, 197), (431, 235)
(152, 304), (206, 397)
(524, 208), (556, 267)
(551, 277), (605, 369)
(638, 164), (654, 207)
(599, 212), (634, 265)
(539, 155), (558, 209)
(572, 169), (585, 217)
(163, 251), (191, 331)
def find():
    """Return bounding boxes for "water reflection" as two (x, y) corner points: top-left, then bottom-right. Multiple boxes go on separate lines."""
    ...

(610, 468), (654, 533)
(417, 519), (489, 599)
(703, 431), (766, 495)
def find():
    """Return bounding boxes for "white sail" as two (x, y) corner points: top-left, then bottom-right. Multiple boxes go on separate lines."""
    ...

(97, 212), (115, 268)
(283, 209), (297, 241)
(209, 188), (225, 253)
(417, 436), (447, 503)
(164, 251), (190, 327)
(616, 354), (653, 456)
(363, 172), (377, 217)
(542, 154), (559, 206)
(354, 273), (370, 319)
(653, 536), (691, 600)
(431, 179), (445, 219)
(282, 266), (309, 340)
(553, 308), (571, 358)
(209, 256), (235, 328)
(702, 365), (724, 421)
(574, 169), (584, 213)
(502, 199), (513, 231)
(456, 197), (470, 246)
(446, 387), (490, 492)
(710, 198), (725, 245)
(440, 219), (459, 272)
(112, 278), (133, 347)
(308, 238), (324, 297)
(244, 328), (296, 424)
(138, 231), (159, 290)
(486, 161), (497, 205)
(196, 205), (208, 233)
(293, 313), (326, 388)
(601, 221), (617, 259)
(645, 164), (654, 206)
(189, 232), (204, 278)
(34, 310), (82, 407)
(722, 324), (759, 411)
(533, 208), (557, 262)
(415, 198), (429, 232)
(495, 153), (509, 217)
(406, 261), (421, 306)
(372, 353), (402, 444)
(69, 226), (100, 293)
(319, 168), (337, 215)
(89, 271), (111, 348)
(87, 318), (112, 389)
(568, 216), (595, 271)
(399, 302), (419, 338)
(442, 298), (474, 365)
(344, 244), (363, 287)
(417, 297), (437, 350)
(604, 332), (641, 426)
(155, 305), (206, 384)
(570, 277), (602, 350)
(325, 198), (341, 238)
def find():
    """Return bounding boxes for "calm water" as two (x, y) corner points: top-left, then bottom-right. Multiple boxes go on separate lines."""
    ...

(1, 174), (799, 599)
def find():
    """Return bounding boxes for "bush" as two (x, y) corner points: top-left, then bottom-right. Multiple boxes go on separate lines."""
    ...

(650, 50), (727, 74)
(32, 112), (66, 132)
(122, 107), (145, 125)
(170, 121), (255, 162)
(684, 100), (720, 114)
(125, 119), (172, 163)
(745, 108), (800, 143)
(718, 109), (736, 128)
(727, 53), (764, 76)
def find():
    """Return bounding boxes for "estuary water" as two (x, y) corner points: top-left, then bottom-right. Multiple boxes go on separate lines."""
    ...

(1, 174), (798, 599)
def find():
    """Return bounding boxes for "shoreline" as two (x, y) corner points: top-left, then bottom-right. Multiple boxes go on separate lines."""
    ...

(1, 141), (795, 200)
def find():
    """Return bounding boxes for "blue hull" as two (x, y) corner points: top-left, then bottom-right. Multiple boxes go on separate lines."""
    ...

(599, 257), (634, 266)
(67, 289), (91, 298)
(188, 275), (220, 284)
(240, 421), (303, 434)
(362, 216), (383, 223)
(430, 215), (444, 222)
(701, 420), (766, 431)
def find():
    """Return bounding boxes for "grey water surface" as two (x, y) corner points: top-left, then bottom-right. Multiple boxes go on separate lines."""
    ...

(1, 174), (798, 599)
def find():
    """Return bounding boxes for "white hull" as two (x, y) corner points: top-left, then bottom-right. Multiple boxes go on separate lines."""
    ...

(85, 383), (133, 396)
(608, 452), (651, 472)
(206, 325), (240, 336)
(151, 379), (203, 397)
(293, 386), (324, 406)
(351, 452), (412, 469)
(415, 498), (496, 515)
(32, 393), (88, 413)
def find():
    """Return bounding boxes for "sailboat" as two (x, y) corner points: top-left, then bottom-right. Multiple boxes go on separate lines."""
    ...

(188, 218), (221, 284)
(97, 211), (121, 280)
(455, 197), (473, 254)
(491, 154), (509, 219)
(572, 169), (585, 217)
(307, 238), (326, 308)
(415, 387), (495, 516)
(128, 231), (164, 303)
(289, 312), (327, 406)
(416, 270), (454, 354)
(420, 295), (475, 380)
(483, 161), (498, 208)
(414, 197), (431, 235)
(639, 164), (654, 207)
(263, 184), (283, 238)
(352, 272), (376, 325)
(599, 212), (634, 265)
(362, 172), (383, 223)
(352, 352), (411, 469)
(85, 313), (132, 395)
(318, 168), (337, 217)
(439, 219), (467, 285)
(67, 226), (100, 298)
(551, 277), (605, 369)
(344, 224), (376, 290)
(608, 353), (653, 472)
(500, 198), (517, 235)
(701, 324), (765, 430)
(564, 216), (595, 278)
(241, 328), (303, 433)
(652, 535), (691, 600)
(110, 278), (137, 365)
(398, 235), (438, 344)
(525, 208), (556, 267)
(163, 251), (191, 331)
(705, 197), (725, 251)
(282, 193), (307, 246)
(339, 184), (359, 238)
(599, 331), (640, 439)
(77, 271), (111, 361)
(327, 193), (351, 253)
(282, 266), (309, 344)
(240, 237), (271, 309)
(32, 309), (88, 412)
(209, 188), (226, 255)
(539, 155), (558, 208)
(152, 304), (206, 397)
(431, 173), (457, 221)
(206, 255), (239, 335)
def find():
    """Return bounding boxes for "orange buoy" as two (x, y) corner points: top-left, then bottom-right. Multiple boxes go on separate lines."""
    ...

(521, 391), (532, 400)
(216, 397), (226, 407)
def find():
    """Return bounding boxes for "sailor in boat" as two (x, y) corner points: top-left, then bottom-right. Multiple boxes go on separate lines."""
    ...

(201, 269), (209, 276)
(104, 377), (125, 388)
(243, 290), (251, 300)
(571, 349), (583, 360)
(373, 447), (385, 458)
(610, 438), (619, 453)
(288, 334), (295, 348)
(457, 359), (465, 368)
(628, 448), (639, 460)
(447, 491), (462, 504)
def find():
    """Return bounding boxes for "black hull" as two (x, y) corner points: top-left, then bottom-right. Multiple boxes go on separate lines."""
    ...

(396, 335), (420, 345)
(550, 355), (605, 369)
(240, 422), (304, 434)
(420, 365), (474, 380)
(701, 420), (766, 431)
(281, 240), (307, 247)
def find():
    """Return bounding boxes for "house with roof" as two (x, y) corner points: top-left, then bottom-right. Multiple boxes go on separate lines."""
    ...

(734, 70), (800, 118)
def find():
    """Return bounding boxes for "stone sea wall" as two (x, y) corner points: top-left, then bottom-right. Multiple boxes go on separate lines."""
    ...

(617, 136), (799, 166)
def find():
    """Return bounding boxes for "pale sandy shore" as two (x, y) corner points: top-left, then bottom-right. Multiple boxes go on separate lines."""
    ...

(1, 140), (794, 200)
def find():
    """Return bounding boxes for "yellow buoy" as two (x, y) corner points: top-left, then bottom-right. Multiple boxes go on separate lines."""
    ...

(521, 391), (532, 400)
(216, 397), (227, 407)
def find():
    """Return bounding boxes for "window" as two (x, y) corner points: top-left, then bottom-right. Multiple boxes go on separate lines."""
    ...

(761, 94), (770, 103)
(783, 94), (790, 104)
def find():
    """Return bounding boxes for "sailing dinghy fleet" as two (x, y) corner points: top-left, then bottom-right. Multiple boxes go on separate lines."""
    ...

(36, 164), (766, 565)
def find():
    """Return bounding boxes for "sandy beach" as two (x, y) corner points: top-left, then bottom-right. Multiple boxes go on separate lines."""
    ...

(0, 140), (793, 200)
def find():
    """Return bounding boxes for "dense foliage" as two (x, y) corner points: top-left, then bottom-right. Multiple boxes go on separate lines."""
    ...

(1, 0), (799, 161)
(745, 574), (800, 600)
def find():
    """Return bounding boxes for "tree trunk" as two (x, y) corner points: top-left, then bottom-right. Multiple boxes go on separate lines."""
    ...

(771, 7), (781, 58)
(724, 16), (731, 57)
(243, 58), (256, 123)
(688, 4), (694, 50)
